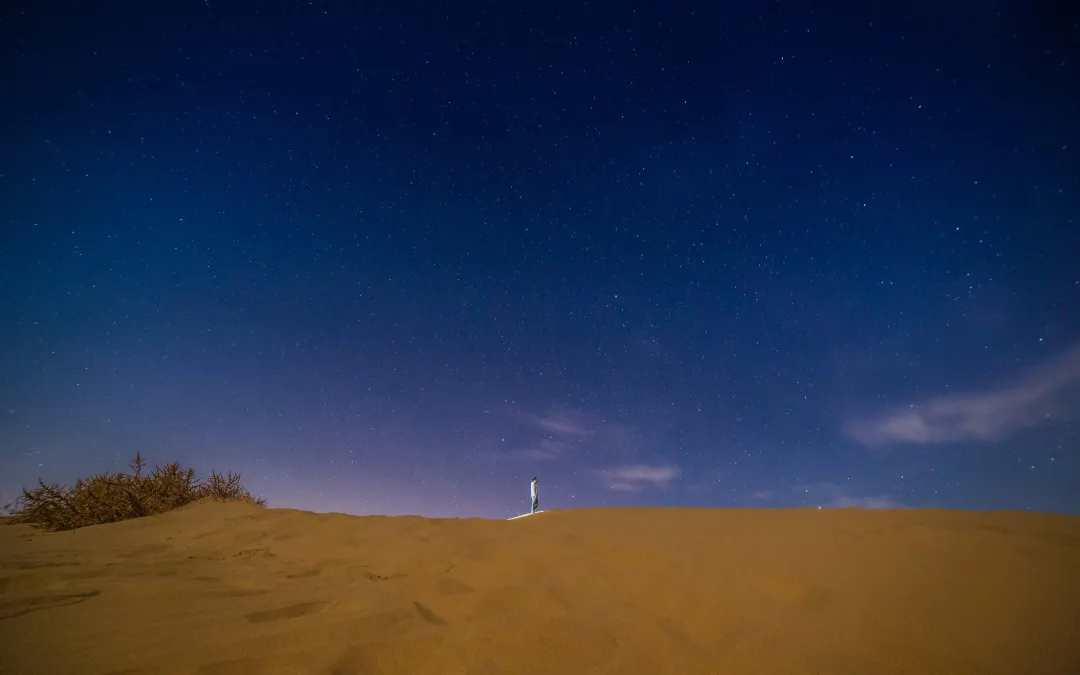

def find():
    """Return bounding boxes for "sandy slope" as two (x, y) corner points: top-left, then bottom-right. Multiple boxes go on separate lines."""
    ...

(1, 503), (1079, 675)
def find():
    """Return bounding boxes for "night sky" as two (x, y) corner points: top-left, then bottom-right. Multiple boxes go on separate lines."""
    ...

(2, 1), (1078, 519)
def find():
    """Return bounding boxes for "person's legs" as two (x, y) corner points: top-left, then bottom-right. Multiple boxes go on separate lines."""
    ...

(532, 497), (539, 513)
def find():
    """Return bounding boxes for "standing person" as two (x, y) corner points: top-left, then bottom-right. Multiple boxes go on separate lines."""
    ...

(530, 477), (539, 514)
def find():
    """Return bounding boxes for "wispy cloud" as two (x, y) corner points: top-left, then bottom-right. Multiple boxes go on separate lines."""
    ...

(830, 494), (902, 509)
(596, 464), (681, 492)
(794, 483), (903, 510)
(515, 406), (643, 442)
(516, 438), (567, 461)
(751, 490), (775, 501)
(844, 344), (1080, 446)
(595, 420), (639, 446)
(517, 408), (593, 436)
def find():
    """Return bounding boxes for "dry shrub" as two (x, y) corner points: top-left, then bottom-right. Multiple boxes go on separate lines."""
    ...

(4, 453), (266, 531)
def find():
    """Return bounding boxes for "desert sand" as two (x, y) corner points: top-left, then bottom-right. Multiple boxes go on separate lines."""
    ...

(2, 502), (1079, 674)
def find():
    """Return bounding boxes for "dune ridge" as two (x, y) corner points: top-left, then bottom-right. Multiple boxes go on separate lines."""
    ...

(2, 502), (1079, 674)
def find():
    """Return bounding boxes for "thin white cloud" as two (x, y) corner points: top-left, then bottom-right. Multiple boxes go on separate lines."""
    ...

(517, 438), (567, 461)
(794, 483), (903, 510)
(595, 420), (639, 446)
(517, 408), (593, 436)
(514, 407), (646, 453)
(596, 464), (681, 492)
(844, 344), (1080, 446)
(830, 494), (902, 509)
(751, 490), (775, 501)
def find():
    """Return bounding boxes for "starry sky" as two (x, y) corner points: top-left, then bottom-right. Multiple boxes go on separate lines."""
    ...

(2, 1), (1078, 519)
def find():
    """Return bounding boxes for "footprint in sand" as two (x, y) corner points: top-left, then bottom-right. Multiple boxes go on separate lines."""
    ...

(437, 577), (474, 595)
(0, 559), (80, 571)
(0, 590), (102, 620)
(413, 601), (447, 625)
(245, 600), (328, 623)
(198, 656), (312, 675)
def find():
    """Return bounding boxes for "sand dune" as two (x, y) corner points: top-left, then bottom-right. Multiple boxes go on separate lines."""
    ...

(2, 502), (1079, 674)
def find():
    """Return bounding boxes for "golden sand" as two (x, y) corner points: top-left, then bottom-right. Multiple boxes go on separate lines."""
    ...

(2, 502), (1078, 674)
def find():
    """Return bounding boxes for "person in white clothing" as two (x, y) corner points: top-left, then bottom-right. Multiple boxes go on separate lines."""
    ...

(530, 477), (539, 514)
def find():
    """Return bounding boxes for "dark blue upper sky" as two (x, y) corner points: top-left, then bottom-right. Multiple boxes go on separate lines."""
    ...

(2, 0), (1078, 517)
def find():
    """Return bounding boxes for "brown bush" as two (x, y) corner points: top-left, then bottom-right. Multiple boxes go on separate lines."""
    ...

(3, 452), (266, 531)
